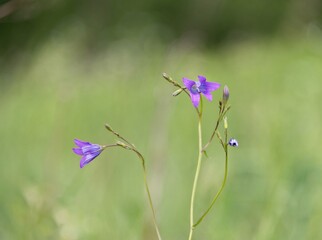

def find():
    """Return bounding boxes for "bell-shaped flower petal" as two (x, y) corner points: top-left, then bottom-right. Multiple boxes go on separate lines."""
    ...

(73, 139), (104, 168)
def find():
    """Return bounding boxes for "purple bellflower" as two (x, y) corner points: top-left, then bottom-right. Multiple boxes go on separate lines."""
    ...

(73, 139), (104, 168)
(183, 75), (221, 107)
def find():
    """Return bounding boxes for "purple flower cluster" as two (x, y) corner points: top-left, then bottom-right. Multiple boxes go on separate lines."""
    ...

(183, 76), (221, 107)
(73, 139), (103, 168)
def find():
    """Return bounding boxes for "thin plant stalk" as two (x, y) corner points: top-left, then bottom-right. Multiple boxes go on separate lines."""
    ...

(130, 148), (162, 240)
(193, 136), (228, 227)
(188, 96), (203, 240)
(202, 104), (230, 152)
(102, 144), (119, 150)
(106, 125), (162, 240)
(105, 124), (135, 149)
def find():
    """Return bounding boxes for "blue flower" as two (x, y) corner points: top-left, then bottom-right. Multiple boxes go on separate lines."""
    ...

(183, 75), (221, 107)
(72, 139), (103, 168)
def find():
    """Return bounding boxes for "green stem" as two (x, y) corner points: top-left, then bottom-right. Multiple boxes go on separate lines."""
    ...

(202, 119), (220, 151)
(188, 96), (203, 240)
(102, 144), (119, 149)
(193, 129), (229, 228)
(130, 148), (162, 240)
(202, 105), (230, 152)
(107, 126), (162, 240)
(143, 169), (162, 240)
(105, 124), (136, 149)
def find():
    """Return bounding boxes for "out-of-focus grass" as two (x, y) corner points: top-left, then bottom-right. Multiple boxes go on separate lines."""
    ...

(0, 33), (322, 240)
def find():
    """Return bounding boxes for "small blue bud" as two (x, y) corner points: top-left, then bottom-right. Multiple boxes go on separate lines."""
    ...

(228, 138), (238, 147)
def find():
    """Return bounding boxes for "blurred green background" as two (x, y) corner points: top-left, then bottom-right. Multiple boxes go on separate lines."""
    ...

(1, 0), (322, 239)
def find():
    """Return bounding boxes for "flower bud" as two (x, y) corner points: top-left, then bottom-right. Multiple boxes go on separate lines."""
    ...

(172, 88), (184, 96)
(228, 138), (238, 147)
(162, 73), (172, 82)
(116, 141), (131, 149)
(223, 85), (229, 104)
(224, 116), (228, 129)
(105, 123), (113, 132)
